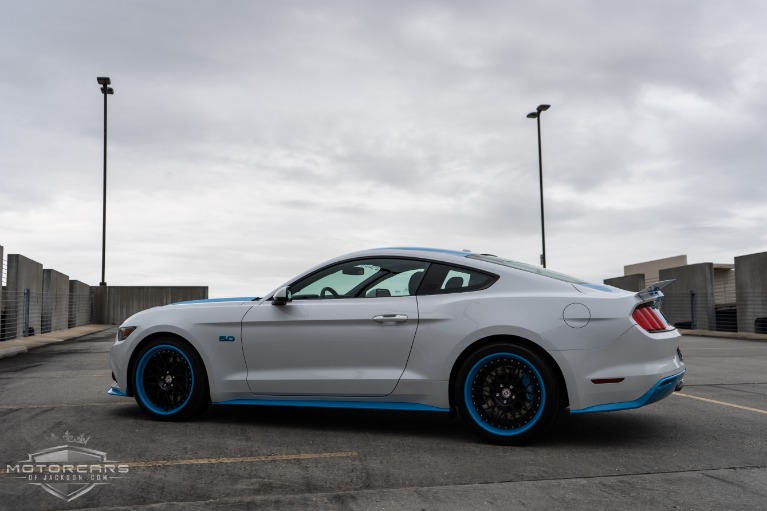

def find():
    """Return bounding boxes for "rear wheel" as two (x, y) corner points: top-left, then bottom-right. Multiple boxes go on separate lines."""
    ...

(456, 343), (558, 444)
(133, 338), (209, 421)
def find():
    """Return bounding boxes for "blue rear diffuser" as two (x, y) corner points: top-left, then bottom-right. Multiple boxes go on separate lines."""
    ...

(570, 370), (686, 415)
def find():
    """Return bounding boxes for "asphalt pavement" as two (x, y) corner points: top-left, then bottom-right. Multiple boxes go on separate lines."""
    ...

(0, 328), (766, 510)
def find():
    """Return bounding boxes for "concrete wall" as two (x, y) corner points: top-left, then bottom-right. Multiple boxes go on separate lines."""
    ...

(69, 280), (92, 328)
(93, 286), (108, 325)
(42, 269), (70, 333)
(95, 286), (209, 325)
(659, 263), (716, 330)
(5, 254), (44, 338)
(0, 245), (3, 339)
(1, 243), (209, 336)
(625, 255), (687, 285)
(713, 265), (737, 305)
(735, 251), (767, 333)
(604, 274), (645, 292)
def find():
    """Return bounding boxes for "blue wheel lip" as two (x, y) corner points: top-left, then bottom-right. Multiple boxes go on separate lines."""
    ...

(135, 344), (195, 416)
(464, 352), (547, 437)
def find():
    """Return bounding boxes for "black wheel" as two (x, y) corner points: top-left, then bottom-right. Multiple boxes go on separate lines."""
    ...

(133, 337), (209, 421)
(455, 343), (558, 444)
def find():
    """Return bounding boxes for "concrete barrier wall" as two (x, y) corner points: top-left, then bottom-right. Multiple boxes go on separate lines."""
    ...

(1, 243), (209, 338)
(43, 269), (69, 333)
(95, 286), (209, 325)
(0, 245), (4, 336)
(660, 263), (716, 330)
(6, 254), (44, 338)
(69, 280), (92, 328)
(735, 251), (767, 333)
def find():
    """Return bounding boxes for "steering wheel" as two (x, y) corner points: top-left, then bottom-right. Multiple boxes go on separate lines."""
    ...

(320, 287), (339, 298)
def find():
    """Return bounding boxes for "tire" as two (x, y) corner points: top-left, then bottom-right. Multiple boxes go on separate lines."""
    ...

(133, 338), (209, 421)
(456, 343), (558, 444)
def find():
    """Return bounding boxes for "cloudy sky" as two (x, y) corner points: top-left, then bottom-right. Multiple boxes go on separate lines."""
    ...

(1, 1), (765, 297)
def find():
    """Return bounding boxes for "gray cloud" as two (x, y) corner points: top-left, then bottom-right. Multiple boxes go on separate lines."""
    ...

(2, 1), (766, 296)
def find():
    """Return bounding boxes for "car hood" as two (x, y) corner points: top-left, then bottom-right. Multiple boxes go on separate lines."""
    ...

(120, 296), (260, 327)
(170, 297), (260, 305)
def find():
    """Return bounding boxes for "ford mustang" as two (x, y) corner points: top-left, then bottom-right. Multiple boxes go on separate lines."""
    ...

(108, 247), (685, 444)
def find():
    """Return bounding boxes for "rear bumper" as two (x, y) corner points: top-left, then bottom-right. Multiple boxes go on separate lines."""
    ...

(570, 369), (685, 414)
(551, 325), (685, 411)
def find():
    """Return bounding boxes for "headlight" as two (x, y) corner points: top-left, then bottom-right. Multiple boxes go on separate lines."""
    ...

(118, 326), (137, 341)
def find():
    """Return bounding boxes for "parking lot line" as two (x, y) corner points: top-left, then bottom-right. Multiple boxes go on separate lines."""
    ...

(125, 451), (359, 468)
(0, 452), (359, 476)
(0, 402), (125, 410)
(673, 393), (767, 415)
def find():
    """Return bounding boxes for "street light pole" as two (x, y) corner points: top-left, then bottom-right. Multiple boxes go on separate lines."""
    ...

(97, 77), (114, 286)
(526, 104), (550, 268)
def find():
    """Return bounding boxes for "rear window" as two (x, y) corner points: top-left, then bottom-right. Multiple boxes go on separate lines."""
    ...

(467, 254), (587, 284)
(418, 263), (497, 295)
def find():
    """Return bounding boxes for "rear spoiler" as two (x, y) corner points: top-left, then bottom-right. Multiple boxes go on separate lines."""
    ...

(637, 280), (675, 301)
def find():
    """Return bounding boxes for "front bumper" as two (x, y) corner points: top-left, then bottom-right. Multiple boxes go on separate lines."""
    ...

(109, 332), (132, 396)
(107, 383), (128, 397)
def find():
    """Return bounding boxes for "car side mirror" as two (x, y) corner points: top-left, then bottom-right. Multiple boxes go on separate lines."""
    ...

(272, 286), (292, 306)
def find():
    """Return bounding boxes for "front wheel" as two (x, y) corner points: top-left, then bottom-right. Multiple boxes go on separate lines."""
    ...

(456, 343), (558, 444)
(133, 338), (209, 421)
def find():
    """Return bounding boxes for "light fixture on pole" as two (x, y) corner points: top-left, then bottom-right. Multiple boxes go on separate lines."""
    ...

(526, 104), (550, 268)
(97, 77), (114, 286)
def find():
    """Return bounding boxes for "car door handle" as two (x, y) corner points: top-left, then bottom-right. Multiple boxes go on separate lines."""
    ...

(372, 314), (409, 324)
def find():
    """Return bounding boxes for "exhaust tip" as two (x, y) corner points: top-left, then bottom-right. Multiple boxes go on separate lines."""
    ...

(675, 379), (685, 392)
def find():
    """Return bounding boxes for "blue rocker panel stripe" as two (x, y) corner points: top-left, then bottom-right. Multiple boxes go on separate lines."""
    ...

(109, 386), (449, 412)
(215, 399), (450, 413)
(570, 370), (686, 414)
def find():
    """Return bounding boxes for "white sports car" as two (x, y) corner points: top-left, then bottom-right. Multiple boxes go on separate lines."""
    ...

(109, 247), (685, 444)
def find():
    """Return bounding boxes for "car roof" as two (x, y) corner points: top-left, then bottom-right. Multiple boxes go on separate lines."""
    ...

(338, 247), (622, 293)
(339, 247), (479, 264)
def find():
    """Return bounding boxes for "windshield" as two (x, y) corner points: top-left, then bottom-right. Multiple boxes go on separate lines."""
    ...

(467, 254), (588, 284)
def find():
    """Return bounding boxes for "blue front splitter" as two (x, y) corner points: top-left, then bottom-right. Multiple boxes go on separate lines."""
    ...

(107, 384), (128, 397)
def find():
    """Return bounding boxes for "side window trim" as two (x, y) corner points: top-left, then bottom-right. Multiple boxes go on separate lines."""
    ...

(290, 257), (431, 300)
(417, 263), (498, 296)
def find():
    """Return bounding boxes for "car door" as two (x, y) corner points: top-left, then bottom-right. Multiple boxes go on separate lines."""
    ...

(241, 258), (429, 396)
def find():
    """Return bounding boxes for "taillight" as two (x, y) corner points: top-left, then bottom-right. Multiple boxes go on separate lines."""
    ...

(632, 305), (668, 332)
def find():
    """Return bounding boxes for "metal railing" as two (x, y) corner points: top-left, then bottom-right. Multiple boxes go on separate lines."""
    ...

(661, 291), (767, 334)
(69, 292), (94, 329)
(0, 289), (94, 341)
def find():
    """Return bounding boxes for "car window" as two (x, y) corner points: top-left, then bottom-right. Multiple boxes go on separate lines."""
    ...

(363, 268), (425, 297)
(418, 264), (497, 295)
(291, 258), (430, 300)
